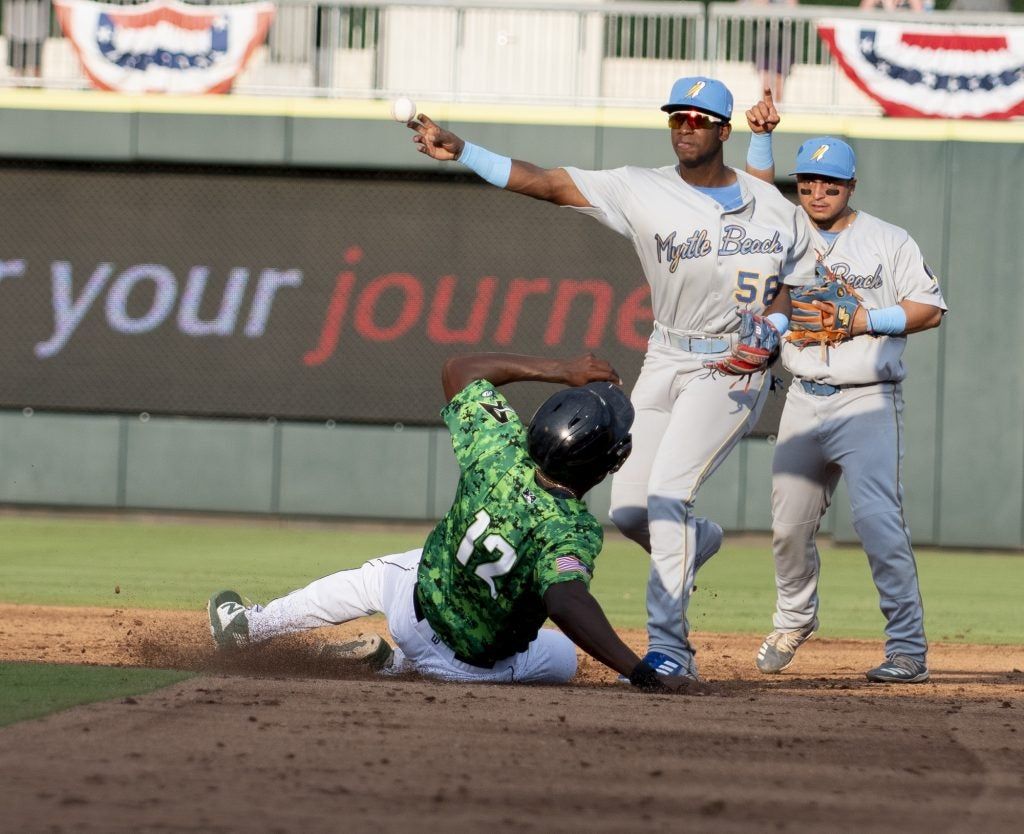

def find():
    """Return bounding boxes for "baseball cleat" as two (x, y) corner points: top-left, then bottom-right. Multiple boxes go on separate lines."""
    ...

(865, 654), (929, 684)
(618, 649), (699, 684)
(208, 590), (251, 650)
(319, 634), (395, 671)
(755, 618), (819, 674)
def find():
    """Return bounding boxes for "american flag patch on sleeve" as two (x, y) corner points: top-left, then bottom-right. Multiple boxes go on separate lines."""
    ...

(556, 555), (590, 575)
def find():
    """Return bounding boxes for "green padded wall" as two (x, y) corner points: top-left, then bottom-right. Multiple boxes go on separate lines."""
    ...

(0, 411), (121, 506)
(123, 417), (276, 513)
(937, 141), (1024, 548)
(278, 423), (434, 518)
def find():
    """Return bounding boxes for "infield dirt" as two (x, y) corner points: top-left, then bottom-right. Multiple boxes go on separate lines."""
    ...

(1, 604), (1022, 833)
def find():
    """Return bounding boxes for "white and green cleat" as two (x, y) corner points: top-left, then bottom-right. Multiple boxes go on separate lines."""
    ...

(319, 634), (395, 671)
(208, 590), (251, 650)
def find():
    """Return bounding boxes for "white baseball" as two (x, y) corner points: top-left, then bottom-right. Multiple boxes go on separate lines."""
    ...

(390, 97), (417, 123)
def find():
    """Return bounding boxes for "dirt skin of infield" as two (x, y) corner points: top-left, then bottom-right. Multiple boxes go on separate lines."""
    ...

(0, 605), (1022, 834)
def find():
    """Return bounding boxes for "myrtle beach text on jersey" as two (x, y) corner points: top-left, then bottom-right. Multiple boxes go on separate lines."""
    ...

(655, 226), (785, 273)
(826, 261), (884, 290)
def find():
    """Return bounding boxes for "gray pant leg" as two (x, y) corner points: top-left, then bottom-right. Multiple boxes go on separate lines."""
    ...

(645, 497), (696, 658)
(612, 347), (768, 666)
(853, 512), (926, 658)
(649, 379), (768, 665)
(770, 393), (839, 631)
(837, 386), (926, 660)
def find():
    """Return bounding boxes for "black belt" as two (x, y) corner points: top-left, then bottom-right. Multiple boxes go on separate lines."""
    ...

(413, 584), (495, 670)
(799, 379), (887, 397)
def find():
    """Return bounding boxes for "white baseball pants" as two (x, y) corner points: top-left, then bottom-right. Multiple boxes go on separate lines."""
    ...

(245, 548), (579, 684)
(609, 340), (771, 670)
(770, 382), (927, 660)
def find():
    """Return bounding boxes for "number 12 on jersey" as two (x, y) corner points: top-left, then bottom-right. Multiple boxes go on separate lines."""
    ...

(734, 271), (781, 306)
(455, 509), (519, 599)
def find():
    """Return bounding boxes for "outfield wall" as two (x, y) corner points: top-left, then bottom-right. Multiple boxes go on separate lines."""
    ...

(0, 92), (1021, 549)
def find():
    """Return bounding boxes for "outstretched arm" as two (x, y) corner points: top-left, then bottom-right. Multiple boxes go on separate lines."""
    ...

(744, 88), (779, 184)
(544, 580), (698, 693)
(442, 352), (621, 402)
(408, 114), (589, 207)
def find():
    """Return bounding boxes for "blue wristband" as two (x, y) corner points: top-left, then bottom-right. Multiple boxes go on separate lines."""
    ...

(866, 305), (907, 335)
(766, 312), (789, 336)
(457, 141), (512, 188)
(747, 132), (774, 170)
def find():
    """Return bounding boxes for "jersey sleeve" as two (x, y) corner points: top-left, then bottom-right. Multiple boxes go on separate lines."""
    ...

(562, 167), (635, 238)
(781, 210), (818, 287)
(440, 379), (527, 472)
(892, 234), (949, 310)
(532, 516), (603, 595)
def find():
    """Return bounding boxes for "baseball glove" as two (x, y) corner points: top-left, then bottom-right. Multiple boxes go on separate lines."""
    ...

(703, 310), (780, 376)
(787, 272), (863, 349)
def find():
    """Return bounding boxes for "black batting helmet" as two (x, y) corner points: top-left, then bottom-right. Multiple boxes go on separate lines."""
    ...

(527, 382), (634, 495)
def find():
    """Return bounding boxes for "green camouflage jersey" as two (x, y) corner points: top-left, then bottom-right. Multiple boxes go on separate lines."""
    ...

(417, 378), (604, 665)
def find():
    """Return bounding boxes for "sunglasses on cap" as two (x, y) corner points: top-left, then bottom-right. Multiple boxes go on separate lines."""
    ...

(667, 110), (726, 130)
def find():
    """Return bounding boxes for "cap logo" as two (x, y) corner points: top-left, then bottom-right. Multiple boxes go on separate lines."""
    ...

(811, 144), (830, 161)
(686, 81), (706, 98)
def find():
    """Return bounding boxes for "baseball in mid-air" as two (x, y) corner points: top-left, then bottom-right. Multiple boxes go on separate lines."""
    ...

(390, 97), (417, 123)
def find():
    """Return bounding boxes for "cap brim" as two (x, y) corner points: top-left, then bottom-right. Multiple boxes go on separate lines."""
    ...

(660, 103), (730, 120)
(790, 165), (855, 179)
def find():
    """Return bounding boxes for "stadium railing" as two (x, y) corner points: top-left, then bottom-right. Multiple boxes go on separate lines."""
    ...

(0, 0), (1019, 114)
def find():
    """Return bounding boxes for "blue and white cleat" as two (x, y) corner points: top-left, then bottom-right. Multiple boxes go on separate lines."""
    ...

(866, 654), (930, 684)
(640, 650), (699, 680)
(619, 649), (699, 684)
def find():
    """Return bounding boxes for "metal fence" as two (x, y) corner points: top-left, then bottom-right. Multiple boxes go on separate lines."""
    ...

(0, 0), (1020, 113)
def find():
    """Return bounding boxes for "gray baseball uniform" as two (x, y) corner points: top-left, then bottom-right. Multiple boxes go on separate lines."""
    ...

(772, 210), (947, 660)
(564, 164), (816, 672)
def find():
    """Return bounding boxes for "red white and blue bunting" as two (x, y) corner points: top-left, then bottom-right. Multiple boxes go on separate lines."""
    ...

(818, 18), (1024, 119)
(54, 0), (275, 94)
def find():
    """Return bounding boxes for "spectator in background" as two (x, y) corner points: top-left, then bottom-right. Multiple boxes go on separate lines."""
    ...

(4, 0), (49, 80)
(748, 0), (798, 102)
(859, 0), (928, 10)
(949, 0), (1009, 10)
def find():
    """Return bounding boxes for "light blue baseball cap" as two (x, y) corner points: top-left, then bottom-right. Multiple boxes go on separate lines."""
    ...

(660, 77), (733, 121)
(791, 137), (856, 180)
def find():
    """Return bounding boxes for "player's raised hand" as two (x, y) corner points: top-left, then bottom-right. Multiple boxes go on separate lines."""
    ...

(745, 88), (780, 135)
(410, 114), (465, 161)
(560, 353), (622, 387)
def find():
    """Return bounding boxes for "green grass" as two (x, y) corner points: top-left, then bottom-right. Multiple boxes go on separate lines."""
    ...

(0, 663), (192, 727)
(0, 516), (1021, 644)
(592, 539), (1024, 645)
(0, 517), (428, 610)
